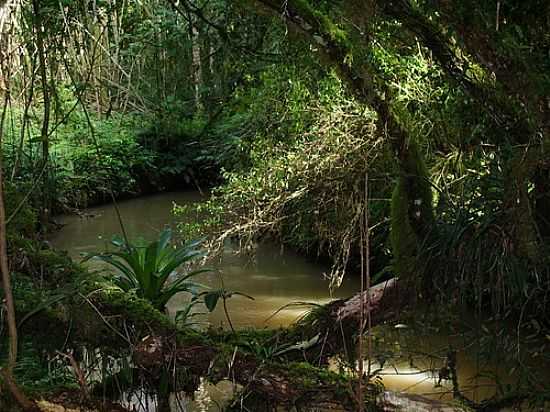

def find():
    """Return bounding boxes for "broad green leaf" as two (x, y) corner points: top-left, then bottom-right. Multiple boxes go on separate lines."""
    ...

(204, 291), (221, 312)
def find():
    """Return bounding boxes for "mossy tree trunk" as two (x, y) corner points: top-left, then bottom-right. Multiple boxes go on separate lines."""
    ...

(503, 149), (540, 260)
(380, 0), (548, 261)
(390, 140), (435, 290)
(250, 0), (436, 286)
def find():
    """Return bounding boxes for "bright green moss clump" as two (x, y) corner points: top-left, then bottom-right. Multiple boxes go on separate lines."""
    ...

(390, 176), (419, 280)
(390, 140), (434, 282)
(293, 0), (350, 49)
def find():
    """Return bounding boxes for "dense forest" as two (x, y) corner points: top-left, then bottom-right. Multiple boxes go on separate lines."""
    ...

(0, 0), (549, 410)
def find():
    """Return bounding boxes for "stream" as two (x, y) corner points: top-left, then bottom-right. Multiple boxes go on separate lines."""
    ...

(49, 192), (518, 411)
(49, 191), (359, 328)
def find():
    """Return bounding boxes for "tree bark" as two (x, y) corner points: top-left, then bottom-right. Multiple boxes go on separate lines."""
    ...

(379, 0), (547, 260)
(0, 59), (37, 412)
(32, 0), (51, 228)
(189, 17), (202, 112)
(252, 0), (436, 285)
(0, 71), (17, 380)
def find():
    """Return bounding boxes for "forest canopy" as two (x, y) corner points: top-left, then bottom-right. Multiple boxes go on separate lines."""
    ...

(0, 0), (549, 411)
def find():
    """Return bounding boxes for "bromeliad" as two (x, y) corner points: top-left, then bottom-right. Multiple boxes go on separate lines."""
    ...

(84, 228), (210, 312)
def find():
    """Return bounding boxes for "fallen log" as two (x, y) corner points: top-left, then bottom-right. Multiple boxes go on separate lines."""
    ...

(334, 278), (401, 324)
(135, 277), (403, 370)
(134, 334), (373, 410)
(378, 391), (470, 412)
(133, 278), (405, 410)
(282, 277), (404, 364)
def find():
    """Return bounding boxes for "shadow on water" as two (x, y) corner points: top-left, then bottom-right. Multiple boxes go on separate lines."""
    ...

(50, 192), (359, 411)
(49, 191), (358, 329)
(50, 191), (536, 411)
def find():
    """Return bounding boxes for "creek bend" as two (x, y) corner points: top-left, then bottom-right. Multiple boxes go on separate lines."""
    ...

(50, 191), (516, 411)
(49, 191), (360, 328)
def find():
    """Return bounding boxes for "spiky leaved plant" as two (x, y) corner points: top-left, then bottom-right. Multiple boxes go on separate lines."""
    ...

(86, 228), (209, 312)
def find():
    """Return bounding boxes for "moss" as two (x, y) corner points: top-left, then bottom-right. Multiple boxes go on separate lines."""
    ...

(14, 271), (175, 353)
(283, 361), (378, 408)
(208, 327), (278, 345)
(286, 361), (347, 386)
(10, 273), (71, 351)
(390, 140), (434, 282)
(292, 0), (351, 50)
(4, 181), (38, 240)
(390, 177), (418, 280)
(8, 236), (84, 286)
(97, 286), (173, 329)
(66, 279), (173, 349)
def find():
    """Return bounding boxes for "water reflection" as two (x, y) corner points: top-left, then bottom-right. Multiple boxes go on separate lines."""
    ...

(358, 324), (516, 404)
(49, 192), (518, 410)
(121, 380), (236, 412)
(49, 191), (358, 331)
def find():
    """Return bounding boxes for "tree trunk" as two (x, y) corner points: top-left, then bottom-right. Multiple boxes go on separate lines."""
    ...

(253, 0), (436, 285)
(390, 140), (435, 290)
(32, 0), (51, 228)
(0, 87), (17, 378)
(189, 19), (202, 112)
(0, 49), (37, 412)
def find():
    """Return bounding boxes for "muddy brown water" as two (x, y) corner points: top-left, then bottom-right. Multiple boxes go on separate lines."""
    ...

(49, 191), (359, 328)
(49, 191), (521, 411)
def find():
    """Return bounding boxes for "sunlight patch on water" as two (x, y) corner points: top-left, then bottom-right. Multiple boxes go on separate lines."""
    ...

(50, 192), (518, 409)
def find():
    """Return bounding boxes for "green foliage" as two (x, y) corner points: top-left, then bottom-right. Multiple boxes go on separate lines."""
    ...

(179, 66), (394, 284)
(10, 273), (66, 323)
(8, 235), (83, 286)
(2, 106), (234, 213)
(3, 110), (153, 210)
(85, 228), (210, 311)
(11, 343), (75, 394)
(88, 282), (177, 335)
(4, 181), (38, 240)
(136, 113), (237, 185)
(53, 115), (156, 206)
